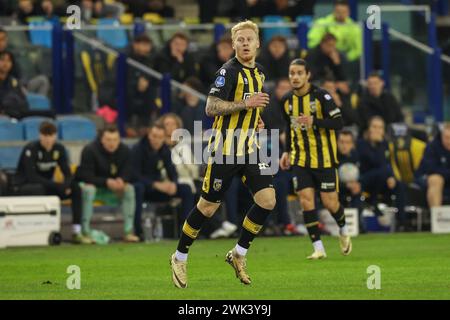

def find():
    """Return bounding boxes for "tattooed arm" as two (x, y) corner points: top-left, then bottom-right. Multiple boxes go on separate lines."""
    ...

(205, 96), (246, 117)
(205, 93), (270, 117)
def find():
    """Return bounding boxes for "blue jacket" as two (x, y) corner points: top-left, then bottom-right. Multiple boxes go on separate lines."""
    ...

(131, 137), (178, 186)
(416, 133), (450, 178)
(356, 138), (393, 178)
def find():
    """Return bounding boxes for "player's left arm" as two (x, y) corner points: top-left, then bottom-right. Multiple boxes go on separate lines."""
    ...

(312, 91), (344, 130)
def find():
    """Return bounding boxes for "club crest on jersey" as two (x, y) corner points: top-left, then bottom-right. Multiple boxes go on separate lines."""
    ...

(53, 150), (60, 160)
(213, 179), (222, 191)
(309, 100), (317, 113)
(243, 77), (248, 85)
(110, 164), (117, 175)
(215, 76), (225, 87)
(38, 151), (43, 160)
(259, 72), (265, 83)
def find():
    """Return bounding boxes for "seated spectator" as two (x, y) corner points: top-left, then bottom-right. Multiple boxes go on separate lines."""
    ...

(308, 0), (362, 62)
(16, 0), (43, 25)
(357, 116), (407, 230)
(126, 34), (157, 136)
(154, 32), (197, 83)
(415, 124), (450, 208)
(200, 35), (234, 85)
(359, 72), (404, 130)
(78, 0), (108, 22)
(132, 123), (195, 239)
(0, 28), (50, 96)
(257, 35), (290, 83)
(306, 33), (349, 94)
(14, 121), (87, 243)
(126, 0), (175, 18)
(337, 130), (365, 231)
(172, 77), (205, 135)
(40, 0), (60, 24)
(0, 51), (54, 119)
(321, 78), (360, 127)
(262, 77), (290, 133)
(75, 125), (139, 242)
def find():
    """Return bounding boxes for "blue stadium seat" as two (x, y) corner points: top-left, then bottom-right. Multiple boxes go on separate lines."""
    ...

(0, 146), (23, 170)
(28, 20), (53, 48)
(57, 117), (97, 141)
(22, 116), (54, 141)
(96, 18), (128, 49)
(26, 93), (51, 110)
(262, 16), (292, 43)
(0, 119), (23, 141)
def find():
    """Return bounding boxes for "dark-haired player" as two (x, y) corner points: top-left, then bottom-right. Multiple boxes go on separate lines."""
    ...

(280, 59), (352, 259)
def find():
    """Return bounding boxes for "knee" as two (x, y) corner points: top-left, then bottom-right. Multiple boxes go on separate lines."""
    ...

(299, 194), (314, 211)
(427, 174), (444, 189)
(197, 198), (220, 217)
(254, 188), (276, 210)
(321, 194), (338, 211)
(81, 184), (96, 200)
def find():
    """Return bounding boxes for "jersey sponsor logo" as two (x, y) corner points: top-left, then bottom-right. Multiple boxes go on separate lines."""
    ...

(215, 76), (226, 87)
(37, 161), (57, 171)
(219, 69), (226, 76)
(321, 182), (336, 190)
(258, 162), (269, 170)
(329, 108), (340, 117)
(213, 178), (222, 191)
(324, 94), (332, 100)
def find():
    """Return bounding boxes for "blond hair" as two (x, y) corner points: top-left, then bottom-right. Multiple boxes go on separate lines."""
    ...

(231, 20), (259, 43)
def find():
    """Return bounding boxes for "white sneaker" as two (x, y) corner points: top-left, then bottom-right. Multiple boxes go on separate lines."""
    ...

(210, 227), (228, 239)
(221, 221), (238, 237)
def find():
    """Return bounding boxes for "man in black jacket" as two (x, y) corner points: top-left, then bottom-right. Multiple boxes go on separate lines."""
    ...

(75, 125), (139, 242)
(15, 121), (86, 243)
(358, 71), (404, 129)
(257, 35), (291, 83)
(132, 123), (195, 239)
(153, 32), (197, 83)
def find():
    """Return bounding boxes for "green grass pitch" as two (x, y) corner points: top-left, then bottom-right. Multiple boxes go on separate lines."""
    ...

(1, 233), (449, 300)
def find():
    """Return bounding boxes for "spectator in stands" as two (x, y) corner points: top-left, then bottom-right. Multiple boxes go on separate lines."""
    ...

(357, 116), (407, 230)
(257, 35), (290, 83)
(308, 0), (362, 62)
(200, 35), (234, 85)
(321, 78), (360, 127)
(337, 130), (365, 231)
(358, 71), (404, 130)
(0, 28), (50, 96)
(16, 0), (43, 25)
(172, 77), (205, 135)
(306, 33), (349, 94)
(40, 0), (60, 24)
(126, 34), (157, 137)
(0, 51), (53, 119)
(263, 77), (290, 133)
(154, 32), (197, 83)
(126, 0), (175, 18)
(75, 124), (139, 243)
(416, 124), (450, 208)
(132, 122), (195, 239)
(14, 121), (88, 243)
(77, 0), (108, 22)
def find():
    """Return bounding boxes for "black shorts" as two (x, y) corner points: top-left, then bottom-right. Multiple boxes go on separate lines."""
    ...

(291, 166), (338, 193)
(200, 159), (274, 203)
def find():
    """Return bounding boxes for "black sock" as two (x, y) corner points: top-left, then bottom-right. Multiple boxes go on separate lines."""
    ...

(331, 204), (346, 228)
(303, 209), (321, 243)
(176, 206), (208, 254)
(237, 204), (272, 249)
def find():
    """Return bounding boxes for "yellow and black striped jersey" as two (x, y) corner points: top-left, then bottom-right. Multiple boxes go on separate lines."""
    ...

(207, 57), (265, 157)
(281, 85), (342, 169)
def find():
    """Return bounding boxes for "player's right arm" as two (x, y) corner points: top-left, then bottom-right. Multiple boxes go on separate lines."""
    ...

(205, 65), (269, 117)
(206, 93), (269, 117)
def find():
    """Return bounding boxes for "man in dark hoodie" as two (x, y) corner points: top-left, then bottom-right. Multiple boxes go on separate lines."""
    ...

(126, 34), (158, 136)
(199, 35), (234, 85)
(356, 116), (407, 230)
(257, 35), (290, 83)
(132, 122), (195, 239)
(416, 123), (450, 208)
(75, 124), (139, 242)
(153, 32), (197, 83)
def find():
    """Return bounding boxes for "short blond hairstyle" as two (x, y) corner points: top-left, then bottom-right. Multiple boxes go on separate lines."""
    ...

(231, 20), (259, 43)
